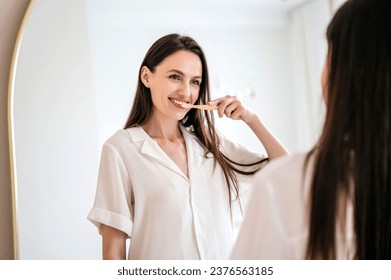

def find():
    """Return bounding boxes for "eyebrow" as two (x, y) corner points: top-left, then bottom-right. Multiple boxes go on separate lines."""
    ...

(168, 69), (202, 80)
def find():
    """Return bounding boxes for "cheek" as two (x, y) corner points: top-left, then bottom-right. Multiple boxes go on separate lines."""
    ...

(148, 86), (163, 107)
(192, 90), (200, 101)
(192, 87), (201, 101)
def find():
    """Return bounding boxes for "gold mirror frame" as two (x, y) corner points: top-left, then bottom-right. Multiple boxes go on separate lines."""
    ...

(7, 0), (35, 260)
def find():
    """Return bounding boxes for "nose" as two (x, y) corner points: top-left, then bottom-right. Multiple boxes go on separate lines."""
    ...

(178, 82), (191, 99)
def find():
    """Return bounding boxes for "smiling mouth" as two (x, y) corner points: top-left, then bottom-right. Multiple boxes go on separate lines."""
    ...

(169, 98), (190, 108)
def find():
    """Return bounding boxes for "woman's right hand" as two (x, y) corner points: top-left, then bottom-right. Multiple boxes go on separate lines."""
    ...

(209, 95), (256, 124)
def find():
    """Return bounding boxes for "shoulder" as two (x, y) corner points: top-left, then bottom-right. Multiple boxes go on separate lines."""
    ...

(258, 153), (309, 177)
(216, 129), (265, 161)
(105, 129), (128, 144)
(252, 152), (314, 194)
(102, 129), (128, 152)
(99, 127), (147, 165)
(104, 127), (145, 148)
(215, 129), (239, 149)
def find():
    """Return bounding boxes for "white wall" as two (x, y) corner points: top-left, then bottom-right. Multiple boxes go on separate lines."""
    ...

(289, 0), (330, 152)
(86, 2), (296, 156)
(332, 0), (347, 11)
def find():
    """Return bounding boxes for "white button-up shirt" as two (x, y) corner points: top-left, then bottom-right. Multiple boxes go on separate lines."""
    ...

(231, 153), (355, 259)
(88, 125), (265, 259)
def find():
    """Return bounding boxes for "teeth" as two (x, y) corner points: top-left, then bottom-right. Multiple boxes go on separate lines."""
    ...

(171, 99), (187, 105)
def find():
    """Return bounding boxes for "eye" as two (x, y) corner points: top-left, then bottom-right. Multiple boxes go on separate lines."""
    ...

(192, 80), (201, 86)
(169, 74), (181, 80)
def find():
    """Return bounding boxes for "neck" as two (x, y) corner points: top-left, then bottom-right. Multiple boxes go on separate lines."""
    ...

(142, 119), (182, 141)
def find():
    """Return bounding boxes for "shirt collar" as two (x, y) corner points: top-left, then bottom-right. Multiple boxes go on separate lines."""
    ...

(125, 124), (212, 180)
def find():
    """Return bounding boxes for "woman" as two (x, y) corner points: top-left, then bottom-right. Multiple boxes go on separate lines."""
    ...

(231, 0), (391, 259)
(87, 33), (288, 259)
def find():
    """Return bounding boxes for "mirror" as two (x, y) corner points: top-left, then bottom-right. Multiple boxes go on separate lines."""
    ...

(10, 0), (330, 259)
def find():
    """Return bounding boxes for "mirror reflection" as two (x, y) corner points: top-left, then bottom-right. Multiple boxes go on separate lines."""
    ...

(11, 0), (331, 259)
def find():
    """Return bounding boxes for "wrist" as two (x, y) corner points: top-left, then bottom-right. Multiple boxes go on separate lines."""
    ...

(242, 110), (258, 125)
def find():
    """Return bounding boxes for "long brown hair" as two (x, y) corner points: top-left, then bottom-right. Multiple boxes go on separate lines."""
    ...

(306, 0), (391, 259)
(124, 34), (267, 206)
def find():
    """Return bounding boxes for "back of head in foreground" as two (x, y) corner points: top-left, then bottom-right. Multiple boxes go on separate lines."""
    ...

(306, 0), (391, 259)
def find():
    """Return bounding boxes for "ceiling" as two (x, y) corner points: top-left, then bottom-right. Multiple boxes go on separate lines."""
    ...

(128, 0), (311, 12)
(88, 0), (313, 27)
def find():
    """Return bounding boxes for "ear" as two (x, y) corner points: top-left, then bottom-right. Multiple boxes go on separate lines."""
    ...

(140, 66), (152, 88)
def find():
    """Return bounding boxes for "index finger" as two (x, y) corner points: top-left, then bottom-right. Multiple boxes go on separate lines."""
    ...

(209, 95), (234, 105)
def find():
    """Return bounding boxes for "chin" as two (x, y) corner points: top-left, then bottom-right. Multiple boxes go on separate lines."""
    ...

(175, 115), (186, 121)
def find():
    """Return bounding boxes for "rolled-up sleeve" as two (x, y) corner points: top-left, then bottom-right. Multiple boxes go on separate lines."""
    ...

(87, 142), (134, 238)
